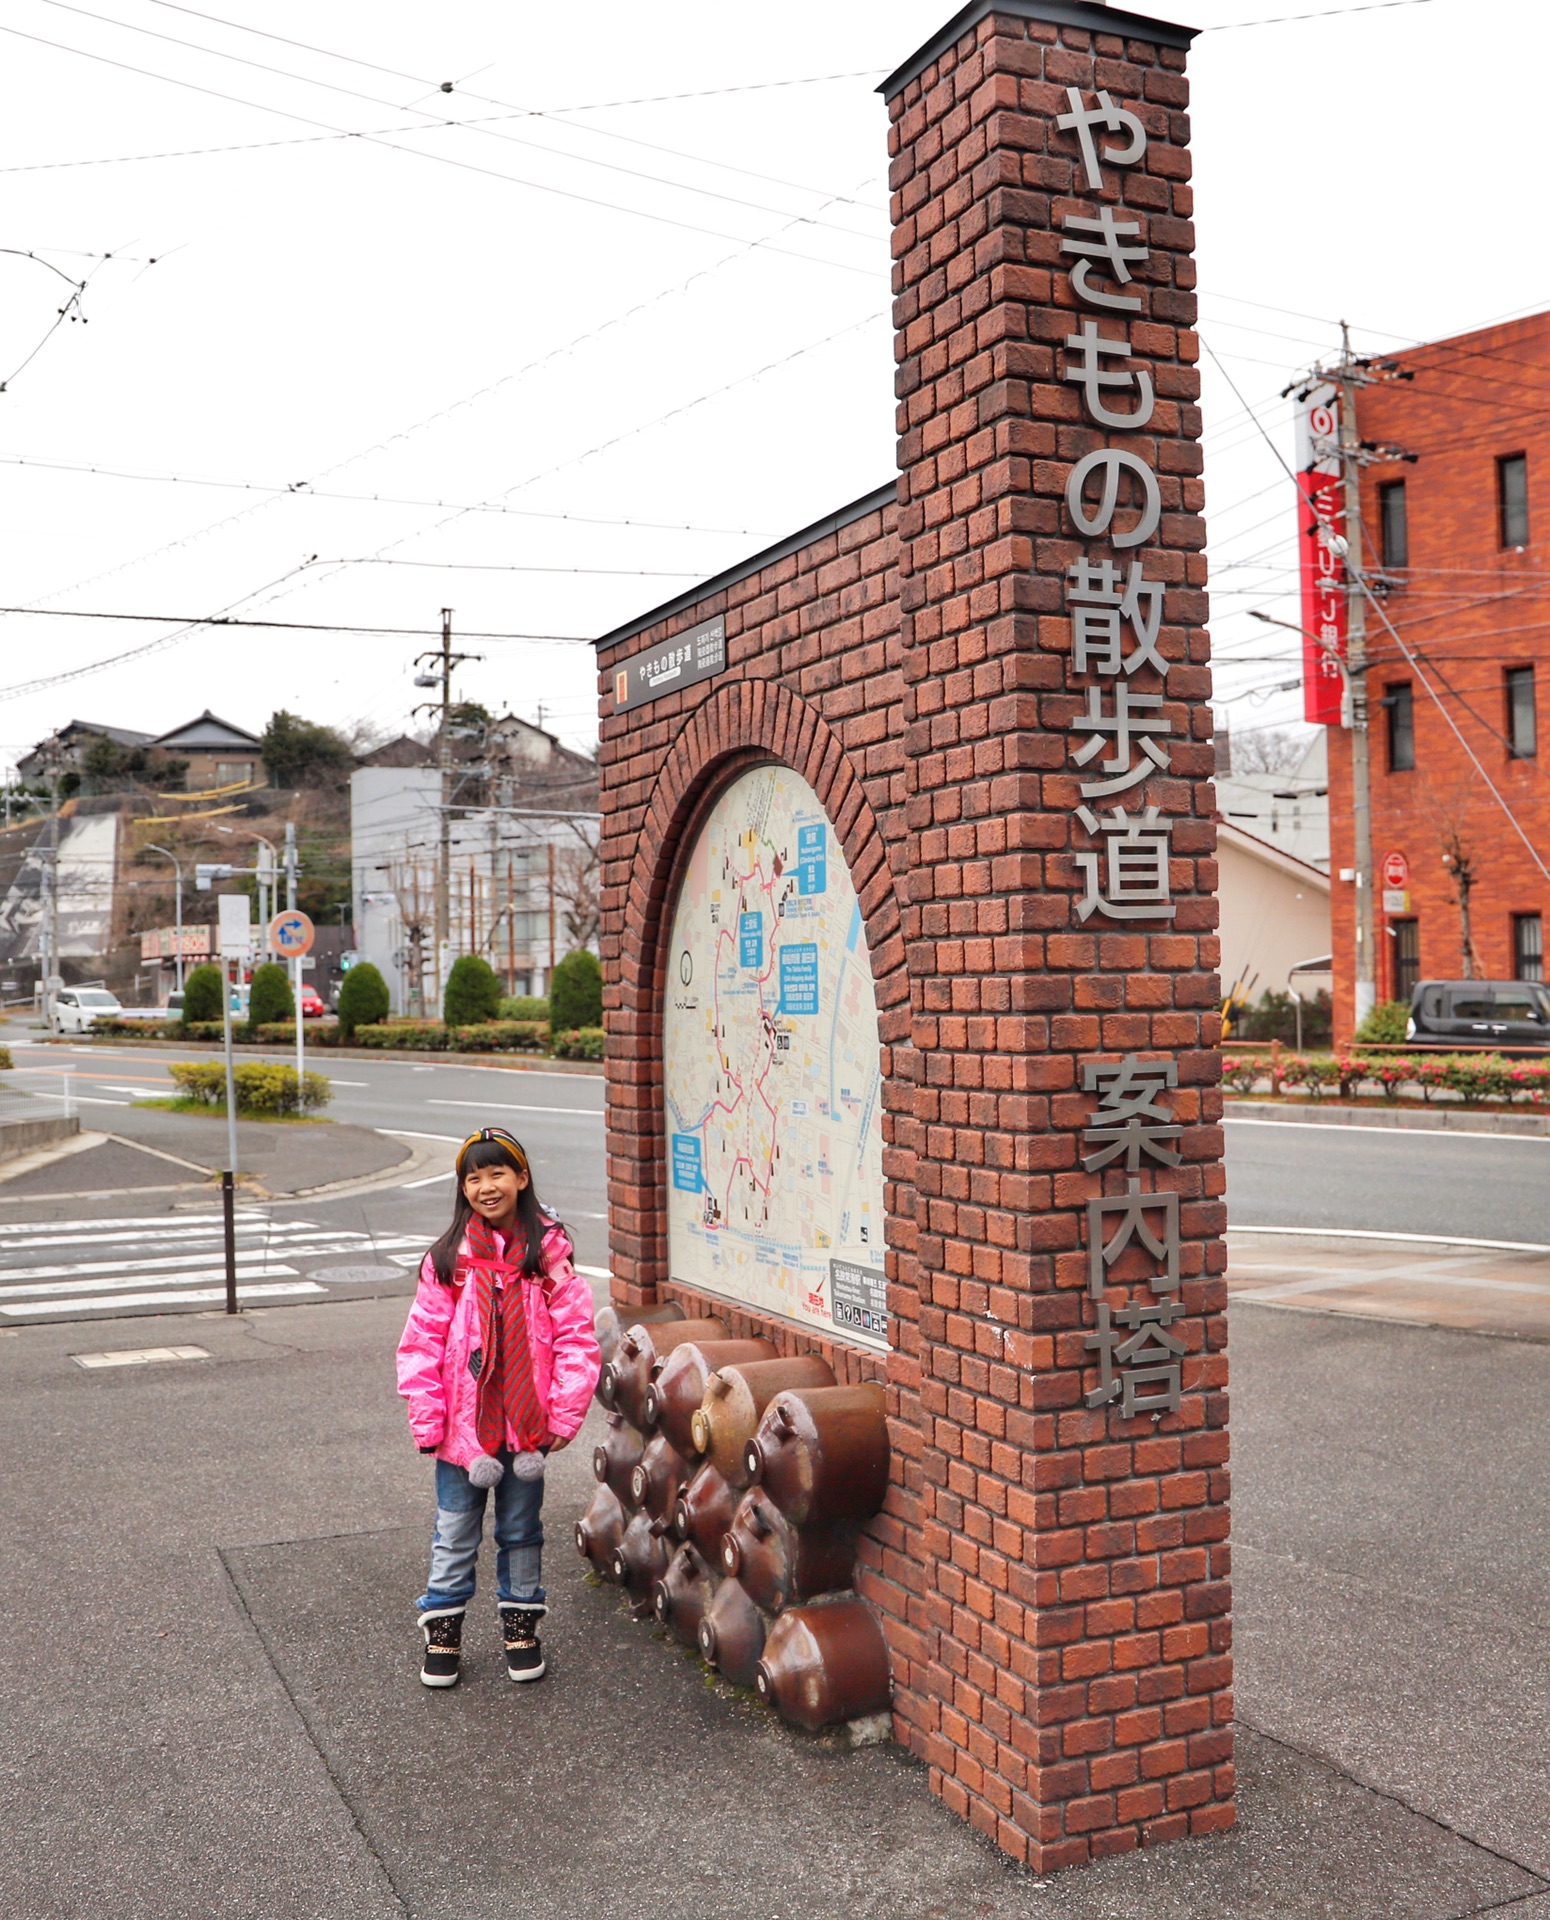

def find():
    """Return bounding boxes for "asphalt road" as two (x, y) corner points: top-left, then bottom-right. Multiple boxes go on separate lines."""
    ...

(7, 1035), (1550, 1252)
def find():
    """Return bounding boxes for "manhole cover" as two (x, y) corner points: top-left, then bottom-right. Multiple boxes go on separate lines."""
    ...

(308, 1265), (403, 1285)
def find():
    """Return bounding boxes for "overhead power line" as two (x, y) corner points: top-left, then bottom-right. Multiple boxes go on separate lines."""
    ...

(0, 604), (592, 643)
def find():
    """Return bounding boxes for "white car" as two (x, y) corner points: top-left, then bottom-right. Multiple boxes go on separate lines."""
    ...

(51, 987), (122, 1034)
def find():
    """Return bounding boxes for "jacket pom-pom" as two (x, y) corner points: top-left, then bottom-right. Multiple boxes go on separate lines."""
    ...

(510, 1450), (546, 1482)
(467, 1454), (505, 1489)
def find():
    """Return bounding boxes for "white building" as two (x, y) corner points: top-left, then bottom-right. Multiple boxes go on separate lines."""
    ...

(1214, 730), (1329, 872)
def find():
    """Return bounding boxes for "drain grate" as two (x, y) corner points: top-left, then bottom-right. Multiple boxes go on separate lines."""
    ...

(73, 1345), (209, 1370)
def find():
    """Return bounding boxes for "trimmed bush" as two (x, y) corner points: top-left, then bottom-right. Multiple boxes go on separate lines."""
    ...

(181, 963), (225, 1025)
(337, 961), (390, 1038)
(443, 954), (502, 1026)
(0, 1045), (11, 1071)
(248, 962), (294, 1028)
(1220, 1056), (1263, 1096)
(88, 1017), (179, 1039)
(551, 1025), (605, 1061)
(350, 1019), (550, 1054)
(550, 949), (602, 1030)
(498, 994), (549, 1022)
(1354, 999), (1411, 1045)
(167, 1061), (332, 1115)
(253, 1021), (341, 1047)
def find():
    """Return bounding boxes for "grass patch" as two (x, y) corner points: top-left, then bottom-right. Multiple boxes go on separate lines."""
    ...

(133, 1097), (331, 1125)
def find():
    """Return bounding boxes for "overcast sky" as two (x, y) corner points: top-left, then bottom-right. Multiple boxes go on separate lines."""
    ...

(0, 0), (1536, 774)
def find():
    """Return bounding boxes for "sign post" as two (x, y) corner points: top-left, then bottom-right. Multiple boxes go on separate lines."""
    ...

(268, 909), (315, 1093)
(216, 894), (251, 1314)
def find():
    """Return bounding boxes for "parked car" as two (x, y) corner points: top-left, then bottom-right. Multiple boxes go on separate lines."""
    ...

(114, 990), (185, 1025)
(1407, 979), (1550, 1047)
(50, 987), (121, 1034)
(298, 986), (326, 1018)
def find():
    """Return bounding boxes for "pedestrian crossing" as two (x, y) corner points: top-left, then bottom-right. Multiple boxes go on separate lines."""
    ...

(0, 1211), (428, 1323)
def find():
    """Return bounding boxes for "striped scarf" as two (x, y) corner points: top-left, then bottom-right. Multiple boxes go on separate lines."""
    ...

(466, 1213), (547, 1455)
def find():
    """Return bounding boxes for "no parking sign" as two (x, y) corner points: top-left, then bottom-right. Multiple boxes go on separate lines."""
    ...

(268, 910), (315, 959)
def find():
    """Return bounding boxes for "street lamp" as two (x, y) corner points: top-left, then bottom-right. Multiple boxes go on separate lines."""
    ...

(216, 825), (277, 931)
(141, 844), (185, 994)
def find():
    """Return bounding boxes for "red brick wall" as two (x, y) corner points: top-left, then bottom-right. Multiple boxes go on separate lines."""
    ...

(593, 0), (1229, 1875)
(1331, 313), (1550, 1034)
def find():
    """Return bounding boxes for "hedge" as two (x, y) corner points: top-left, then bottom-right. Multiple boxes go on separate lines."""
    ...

(551, 1025), (605, 1061)
(0, 1045), (12, 1071)
(498, 995), (549, 1022)
(1268, 1052), (1550, 1107)
(167, 1061), (332, 1116)
(352, 1020), (550, 1054)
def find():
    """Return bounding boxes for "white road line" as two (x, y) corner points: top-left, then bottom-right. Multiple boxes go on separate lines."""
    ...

(575, 1265), (610, 1279)
(1224, 1117), (1549, 1143)
(379, 1130), (464, 1143)
(0, 1224), (328, 1250)
(0, 1213), (270, 1234)
(328, 1080), (369, 1087)
(0, 1266), (332, 1302)
(1235, 1270), (1550, 1302)
(0, 1242), (395, 1285)
(402, 1170), (453, 1187)
(425, 1099), (603, 1118)
(1228, 1224), (1550, 1254)
(0, 1281), (324, 1317)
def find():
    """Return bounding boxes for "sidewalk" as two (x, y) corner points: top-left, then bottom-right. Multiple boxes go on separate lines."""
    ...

(1228, 1227), (1550, 1340)
(0, 1289), (1545, 1919)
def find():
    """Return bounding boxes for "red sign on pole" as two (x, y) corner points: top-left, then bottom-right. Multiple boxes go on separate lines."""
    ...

(1295, 386), (1346, 726)
(1381, 850), (1409, 889)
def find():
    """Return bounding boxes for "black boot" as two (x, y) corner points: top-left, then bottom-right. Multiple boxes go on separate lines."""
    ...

(498, 1602), (546, 1683)
(419, 1606), (465, 1688)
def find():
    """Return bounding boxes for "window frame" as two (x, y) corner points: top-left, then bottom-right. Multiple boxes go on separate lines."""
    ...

(1391, 916), (1420, 1002)
(1385, 680), (1415, 773)
(1378, 478), (1409, 569)
(1506, 666), (1537, 760)
(1498, 452), (1529, 548)
(1514, 911), (1544, 983)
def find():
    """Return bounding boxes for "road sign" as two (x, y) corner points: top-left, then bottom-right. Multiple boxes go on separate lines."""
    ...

(268, 909), (315, 958)
(217, 894), (252, 960)
(1383, 889), (1409, 914)
(1380, 849), (1410, 889)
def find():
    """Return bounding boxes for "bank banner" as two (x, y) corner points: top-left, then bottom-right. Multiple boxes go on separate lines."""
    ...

(1294, 383), (1346, 726)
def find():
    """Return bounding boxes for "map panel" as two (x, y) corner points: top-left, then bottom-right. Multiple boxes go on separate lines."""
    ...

(664, 765), (887, 1349)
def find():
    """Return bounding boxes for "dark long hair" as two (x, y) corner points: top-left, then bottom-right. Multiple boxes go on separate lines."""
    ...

(428, 1132), (552, 1285)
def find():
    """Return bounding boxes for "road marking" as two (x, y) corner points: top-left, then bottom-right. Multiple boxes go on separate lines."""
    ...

(575, 1265), (610, 1280)
(402, 1170), (453, 1187)
(72, 1345), (209, 1369)
(1235, 1270), (1550, 1302)
(0, 1212), (269, 1234)
(0, 1236), (426, 1287)
(1224, 1117), (1549, 1144)
(379, 1130), (464, 1143)
(1, 1222), (332, 1250)
(0, 1282), (324, 1317)
(1229, 1224), (1550, 1254)
(426, 1099), (603, 1118)
(328, 1080), (369, 1087)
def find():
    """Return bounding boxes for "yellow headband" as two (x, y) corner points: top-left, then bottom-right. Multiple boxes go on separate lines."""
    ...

(456, 1127), (529, 1177)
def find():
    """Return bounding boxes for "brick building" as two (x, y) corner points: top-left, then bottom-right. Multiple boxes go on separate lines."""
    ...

(592, 0), (1230, 1872)
(1329, 310), (1550, 1033)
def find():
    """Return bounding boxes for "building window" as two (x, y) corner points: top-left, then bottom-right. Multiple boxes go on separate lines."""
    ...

(1507, 667), (1537, 759)
(216, 760), (255, 785)
(1391, 918), (1420, 1002)
(1499, 453), (1529, 547)
(1379, 480), (1408, 568)
(1515, 912), (1544, 982)
(1385, 682), (1414, 772)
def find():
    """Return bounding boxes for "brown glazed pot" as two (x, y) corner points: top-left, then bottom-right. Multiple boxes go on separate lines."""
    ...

(674, 1460), (737, 1563)
(611, 1509), (670, 1607)
(690, 1355), (837, 1487)
(754, 1595), (892, 1732)
(651, 1542), (714, 1648)
(573, 1483), (625, 1580)
(594, 1300), (684, 1392)
(744, 1382), (890, 1526)
(591, 1411), (645, 1509)
(697, 1575), (768, 1688)
(642, 1337), (777, 1455)
(604, 1317), (728, 1431)
(628, 1431), (691, 1523)
(719, 1486), (857, 1612)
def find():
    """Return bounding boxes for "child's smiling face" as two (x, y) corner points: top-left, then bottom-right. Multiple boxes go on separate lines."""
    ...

(463, 1160), (527, 1232)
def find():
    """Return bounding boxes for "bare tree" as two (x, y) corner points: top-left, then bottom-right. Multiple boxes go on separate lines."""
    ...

(1229, 727), (1311, 776)
(1421, 772), (1483, 979)
(551, 828), (600, 951)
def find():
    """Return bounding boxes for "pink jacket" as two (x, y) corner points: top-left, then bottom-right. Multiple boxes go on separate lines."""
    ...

(396, 1218), (600, 1467)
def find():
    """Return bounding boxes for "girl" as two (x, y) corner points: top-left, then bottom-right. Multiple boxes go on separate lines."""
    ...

(396, 1127), (600, 1689)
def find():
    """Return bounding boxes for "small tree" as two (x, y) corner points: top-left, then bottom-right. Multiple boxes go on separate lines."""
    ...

(443, 953), (502, 1026)
(260, 710), (354, 789)
(249, 961), (295, 1027)
(182, 963), (224, 1025)
(337, 961), (390, 1038)
(550, 948), (602, 1030)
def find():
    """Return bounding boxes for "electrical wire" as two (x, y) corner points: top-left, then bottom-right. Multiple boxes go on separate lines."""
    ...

(0, 605), (592, 642)
(1200, 0), (1436, 28)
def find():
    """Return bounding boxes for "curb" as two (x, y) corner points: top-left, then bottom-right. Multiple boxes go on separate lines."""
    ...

(1223, 1099), (1550, 1138)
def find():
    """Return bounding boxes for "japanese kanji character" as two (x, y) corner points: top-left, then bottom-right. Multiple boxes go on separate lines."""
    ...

(1067, 557), (1167, 677)
(1087, 1177), (1180, 1298)
(1056, 88), (1147, 192)
(1084, 1300), (1186, 1414)
(1064, 320), (1155, 430)
(1071, 683), (1172, 797)
(1060, 207), (1148, 312)
(1074, 806), (1177, 925)
(1081, 1055), (1182, 1172)
(1066, 448), (1162, 549)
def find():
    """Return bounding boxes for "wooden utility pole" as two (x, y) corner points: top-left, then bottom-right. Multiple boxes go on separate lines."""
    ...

(547, 840), (556, 991)
(1335, 325), (1377, 1031)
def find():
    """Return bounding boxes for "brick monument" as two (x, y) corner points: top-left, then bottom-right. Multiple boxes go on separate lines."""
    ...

(592, 0), (1231, 1871)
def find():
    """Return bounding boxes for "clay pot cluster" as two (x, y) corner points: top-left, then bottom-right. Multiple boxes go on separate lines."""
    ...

(575, 1308), (893, 1734)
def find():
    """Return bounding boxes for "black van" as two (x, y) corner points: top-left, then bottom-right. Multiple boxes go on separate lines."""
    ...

(1407, 979), (1550, 1047)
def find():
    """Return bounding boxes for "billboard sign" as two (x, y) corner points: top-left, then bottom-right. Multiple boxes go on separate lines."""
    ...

(1295, 383), (1346, 726)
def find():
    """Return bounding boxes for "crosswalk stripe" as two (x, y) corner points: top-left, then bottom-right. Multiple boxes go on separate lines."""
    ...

(0, 1265), (341, 1302)
(0, 1282), (325, 1317)
(0, 1213), (271, 1234)
(2, 1223), (335, 1251)
(0, 1240), (398, 1285)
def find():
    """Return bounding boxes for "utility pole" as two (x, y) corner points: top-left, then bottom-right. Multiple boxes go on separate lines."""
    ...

(412, 609), (480, 1010)
(1335, 323), (1377, 1032)
(40, 747), (62, 1030)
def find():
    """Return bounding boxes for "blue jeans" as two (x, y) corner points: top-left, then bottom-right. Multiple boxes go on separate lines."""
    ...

(417, 1453), (545, 1612)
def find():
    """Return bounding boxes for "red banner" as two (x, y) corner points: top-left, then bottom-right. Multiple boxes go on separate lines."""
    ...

(1295, 387), (1346, 726)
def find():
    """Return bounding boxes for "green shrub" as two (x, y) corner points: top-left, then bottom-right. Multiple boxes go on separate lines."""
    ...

(181, 963), (225, 1025)
(1441, 1053), (1513, 1107)
(354, 1021), (445, 1050)
(167, 1061), (332, 1115)
(448, 1020), (548, 1053)
(550, 949), (602, 1030)
(1353, 999), (1411, 1045)
(336, 961), (390, 1038)
(88, 1017), (179, 1039)
(443, 953), (502, 1026)
(1220, 1056), (1263, 1096)
(498, 994), (549, 1022)
(248, 962), (294, 1027)
(1279, 1053), (1343, 1100)
(0, 1045), (11, 1071)
(551, 1025), (605, 1061)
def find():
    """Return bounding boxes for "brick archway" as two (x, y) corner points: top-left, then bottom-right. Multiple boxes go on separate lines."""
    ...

(602, 676), (911, 1338)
